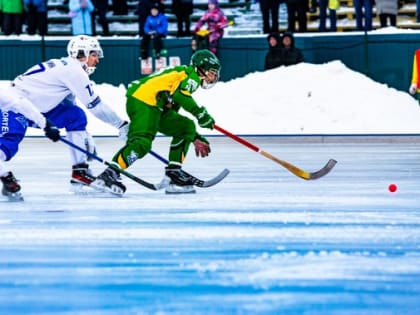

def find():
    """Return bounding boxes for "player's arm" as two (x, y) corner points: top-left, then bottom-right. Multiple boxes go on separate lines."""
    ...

(1, 90), (60, 142)
(86, 95), (125, 128)
(172, 88), (214, 129)
(88, 96), (130, 139)
(0, 91), (46, 129)
(66, 73), (127, 130)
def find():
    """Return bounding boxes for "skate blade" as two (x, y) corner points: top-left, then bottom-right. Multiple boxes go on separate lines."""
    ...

(89, 180), (107, 192)
(107, 184), (125, 197)
(165, 188), (196, 195)
(4, 192), (24, 202)
(165, 191), (196, 195)
(69, 182), (102, 195)
(100, 185), (124, 197)
(90, 180), (124, 197)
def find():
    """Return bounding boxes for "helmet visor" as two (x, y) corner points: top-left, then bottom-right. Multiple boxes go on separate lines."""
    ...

(201, 68), (219, 89)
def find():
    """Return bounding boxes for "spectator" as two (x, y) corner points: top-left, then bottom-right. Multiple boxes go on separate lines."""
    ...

(193, 0), (228, 56)
(409, 48), (420, 102)
(353, 0), (374, 31)
(136, 0), (153, 37)
(259, 0), (282, 34)
(278, 31), (303, 66)
(91, 0), (109, 36)
(376, 0), (398, 27)
(1, 0), (24, 35)
(318, 0), (337, 32)
(285, 0), (307, 32)
(69, 0), (95, 35)
(172, 0), (193, 37)
(113, 0), (128, 15)
(264, 32), (282, 70)
(140, 3), (168, 60)
(417, 0), (420, 22)
(23, 0), (48, 35)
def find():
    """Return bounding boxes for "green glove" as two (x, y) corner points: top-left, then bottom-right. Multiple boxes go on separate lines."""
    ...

(196, 107), (215, 129)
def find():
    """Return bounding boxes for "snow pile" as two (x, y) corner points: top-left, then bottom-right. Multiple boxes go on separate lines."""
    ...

(3, 60), (420, 136)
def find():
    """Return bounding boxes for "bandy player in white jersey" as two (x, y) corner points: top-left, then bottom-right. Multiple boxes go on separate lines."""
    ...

(6, 35), (129, 189)
(0, 92), (60, 201)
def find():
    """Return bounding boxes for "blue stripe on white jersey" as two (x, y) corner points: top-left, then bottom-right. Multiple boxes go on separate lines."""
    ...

(87, 96), (101, 109)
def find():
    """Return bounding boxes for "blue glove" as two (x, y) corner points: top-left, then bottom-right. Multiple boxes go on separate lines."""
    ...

(196, 107), (215, 129)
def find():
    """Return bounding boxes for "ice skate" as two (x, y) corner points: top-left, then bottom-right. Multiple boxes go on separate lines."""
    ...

(93, 166), (126, 196)
(165, 181), (196, 194)
(164, 166), (196, 194)
(70, 163), (97, 193)
(1, 171), (24, 201)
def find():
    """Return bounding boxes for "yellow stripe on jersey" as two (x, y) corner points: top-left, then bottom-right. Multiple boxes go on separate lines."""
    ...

(132, 70), (188, 106)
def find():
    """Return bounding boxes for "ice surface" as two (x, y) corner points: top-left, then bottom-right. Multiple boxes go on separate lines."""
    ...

(0, 137), (419, 314)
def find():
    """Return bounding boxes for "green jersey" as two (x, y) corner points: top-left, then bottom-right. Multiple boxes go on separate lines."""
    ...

(126, 65), (202, 116)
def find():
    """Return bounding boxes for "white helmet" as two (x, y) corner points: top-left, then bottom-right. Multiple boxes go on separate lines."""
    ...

(67, 35), (103, 75)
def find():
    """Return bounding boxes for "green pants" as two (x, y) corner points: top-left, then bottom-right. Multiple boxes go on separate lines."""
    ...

(113, 96), (197, 169)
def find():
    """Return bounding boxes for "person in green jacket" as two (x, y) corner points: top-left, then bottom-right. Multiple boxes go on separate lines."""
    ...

(0, 0), (24, 35)
(94, 49), (221, 195)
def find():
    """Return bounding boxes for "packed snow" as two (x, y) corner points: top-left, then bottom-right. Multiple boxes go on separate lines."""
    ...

(2, 60), (420, 136)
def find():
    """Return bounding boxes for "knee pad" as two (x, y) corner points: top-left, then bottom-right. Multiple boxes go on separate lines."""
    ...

(129, 136), (152, 154)
(114, 136), (152, 169)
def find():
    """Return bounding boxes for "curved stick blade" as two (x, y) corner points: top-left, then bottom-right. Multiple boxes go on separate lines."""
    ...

(309, 159), (337, 180)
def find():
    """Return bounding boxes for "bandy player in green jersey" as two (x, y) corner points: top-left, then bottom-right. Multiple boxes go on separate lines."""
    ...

(94, 49), (221, 195)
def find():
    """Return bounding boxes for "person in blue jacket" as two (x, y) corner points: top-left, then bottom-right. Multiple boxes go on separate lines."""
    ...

(140, 3), (168, 60)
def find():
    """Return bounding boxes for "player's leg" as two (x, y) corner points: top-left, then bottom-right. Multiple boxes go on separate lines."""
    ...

(0, 110), (28, 200)
(159, 109), (197, 194)
(43, 99), (95, 187)
(95, 98), (160, 194)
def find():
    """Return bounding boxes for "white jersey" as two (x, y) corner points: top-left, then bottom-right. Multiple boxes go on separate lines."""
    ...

(0, 89), (46, 129)
(11, 57), (124, 128)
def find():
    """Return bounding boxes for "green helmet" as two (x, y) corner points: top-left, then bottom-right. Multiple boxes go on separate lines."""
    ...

(190, 50), (221, 89)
